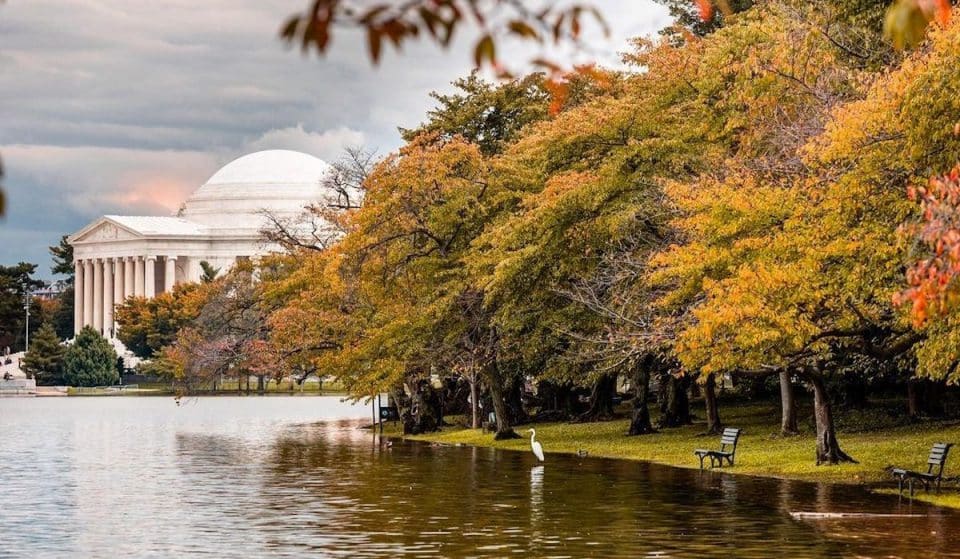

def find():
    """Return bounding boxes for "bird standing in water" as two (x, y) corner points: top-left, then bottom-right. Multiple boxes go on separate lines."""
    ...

(528, 428), (545, 462)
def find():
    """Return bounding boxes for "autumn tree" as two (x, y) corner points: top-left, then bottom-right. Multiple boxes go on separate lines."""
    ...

(649, 2), (959, 464)
(165, 263), (287, 394)
(115, 283), (203, 359)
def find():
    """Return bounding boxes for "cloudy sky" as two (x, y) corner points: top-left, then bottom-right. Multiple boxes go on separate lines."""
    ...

(0, 0), (671, 278)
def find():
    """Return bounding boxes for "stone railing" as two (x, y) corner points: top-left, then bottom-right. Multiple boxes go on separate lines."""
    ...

(0, 378), (36, 396)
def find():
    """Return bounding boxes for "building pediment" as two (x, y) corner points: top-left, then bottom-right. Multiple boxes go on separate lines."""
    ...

(69, 217), (143, 244)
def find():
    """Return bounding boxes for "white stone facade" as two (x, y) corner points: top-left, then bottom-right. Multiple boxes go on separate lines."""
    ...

(69, 150), (333, 337)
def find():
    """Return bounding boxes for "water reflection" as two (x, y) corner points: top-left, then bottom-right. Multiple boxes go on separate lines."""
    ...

(1, 397), (959, 558)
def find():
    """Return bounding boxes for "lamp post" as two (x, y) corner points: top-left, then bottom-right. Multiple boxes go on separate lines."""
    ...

(23, 281), (30, 353)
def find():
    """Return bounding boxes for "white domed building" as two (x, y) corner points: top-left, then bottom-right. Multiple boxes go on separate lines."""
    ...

(69, 150), (334, 338)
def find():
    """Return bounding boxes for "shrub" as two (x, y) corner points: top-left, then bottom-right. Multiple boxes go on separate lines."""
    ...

(62, 326), (119, 387)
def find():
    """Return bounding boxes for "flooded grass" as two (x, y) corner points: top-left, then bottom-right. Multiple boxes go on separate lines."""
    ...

(411, 402), (960, 500)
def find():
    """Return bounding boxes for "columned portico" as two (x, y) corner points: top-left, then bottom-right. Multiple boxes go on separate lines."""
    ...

(68, 150), (337, 337)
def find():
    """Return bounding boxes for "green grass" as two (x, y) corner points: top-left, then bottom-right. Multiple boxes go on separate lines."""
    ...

(409, 401), (960, 506)
(65, 379), (348, 396)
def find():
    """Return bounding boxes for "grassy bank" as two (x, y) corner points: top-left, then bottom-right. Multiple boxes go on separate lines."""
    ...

(65, 379), (348, 396)
(409, 401), (960, 509)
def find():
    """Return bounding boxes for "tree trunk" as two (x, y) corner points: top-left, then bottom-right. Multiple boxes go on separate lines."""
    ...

(703, 372), (722, 435)
(486, 365), (519, 440)
(658, 371), (691, 428)
(908, 378), (945, 418)
(908, 378), (919, 418)
(397, 380), (441, 435)
(535, 381), (580, 421)
(505, 376), (529, 426)
(470, 379), (480, 429)
(806, 369), (856, 465)
(779, 369), (799, 436)
(628, 363), (654, 436)
(579, 373), (617, 422)
(257, 375), (265, 395)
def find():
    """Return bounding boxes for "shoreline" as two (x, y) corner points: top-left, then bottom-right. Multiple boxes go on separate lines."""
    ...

(406, 403), (960, 510)
(3, 388), (351, 398)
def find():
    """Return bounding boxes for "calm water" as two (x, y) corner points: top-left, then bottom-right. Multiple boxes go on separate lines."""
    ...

(0, 397), (957, 558)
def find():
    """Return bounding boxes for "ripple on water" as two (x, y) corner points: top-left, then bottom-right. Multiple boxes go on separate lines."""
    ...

(1, 397), (959, 558)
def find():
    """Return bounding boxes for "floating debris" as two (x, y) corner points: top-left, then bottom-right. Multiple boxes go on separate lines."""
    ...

(790, 512), (925, 520)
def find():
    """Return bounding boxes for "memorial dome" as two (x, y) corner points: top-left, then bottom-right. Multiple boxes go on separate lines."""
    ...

(180, 150), (334, 229)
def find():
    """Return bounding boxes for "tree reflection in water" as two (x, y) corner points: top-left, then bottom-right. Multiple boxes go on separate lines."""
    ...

(6, 395), (960, 558)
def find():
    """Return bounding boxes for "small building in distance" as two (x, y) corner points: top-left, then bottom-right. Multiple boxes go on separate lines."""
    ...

(31, 279), (70, 301)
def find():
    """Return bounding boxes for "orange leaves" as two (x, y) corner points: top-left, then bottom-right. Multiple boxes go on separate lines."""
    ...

(885, 0), (952, 49)
(283, 1), (607, 78)
(541, 64), (612, 116)
(693, 0), (739, 23)
(696, 0), (714, 22)
(896, 165), (960, 326)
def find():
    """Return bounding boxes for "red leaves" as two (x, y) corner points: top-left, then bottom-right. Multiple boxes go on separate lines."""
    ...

(696, 0), (714, 22)
(896, 165), (960, 326)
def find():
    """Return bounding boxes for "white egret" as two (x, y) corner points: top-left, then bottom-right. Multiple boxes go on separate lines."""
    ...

(527, 428), (545, 462)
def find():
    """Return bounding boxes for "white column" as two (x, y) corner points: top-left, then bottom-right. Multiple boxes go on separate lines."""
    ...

(102, 258), (114, 338)
(134, 257), (145, 298)
(190, 257), (202, 283)
(124, 257), (135, 300)
(93, 259), (103, 334)
(164, 256), (177, 292)
(74, 261), (84, 335)
(145, 256), (156, 298)
(113, 259), (124, 336)
(113, 259), (124, 307)
(83, 260), (94, 329)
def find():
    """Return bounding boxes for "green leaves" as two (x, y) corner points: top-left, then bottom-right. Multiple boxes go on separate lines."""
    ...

(62, 326), (118, 387)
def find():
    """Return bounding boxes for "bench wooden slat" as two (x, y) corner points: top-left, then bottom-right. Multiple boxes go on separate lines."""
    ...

(695, 428), (741, 469)
(894, 443), (953, 496)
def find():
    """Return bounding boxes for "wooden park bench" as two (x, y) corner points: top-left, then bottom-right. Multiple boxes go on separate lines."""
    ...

(892, 443), (953, 496)
(694, 428), (742, 470)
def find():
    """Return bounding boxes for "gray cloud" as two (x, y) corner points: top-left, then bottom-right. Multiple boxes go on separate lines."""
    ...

(0, 0), (670, 276)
